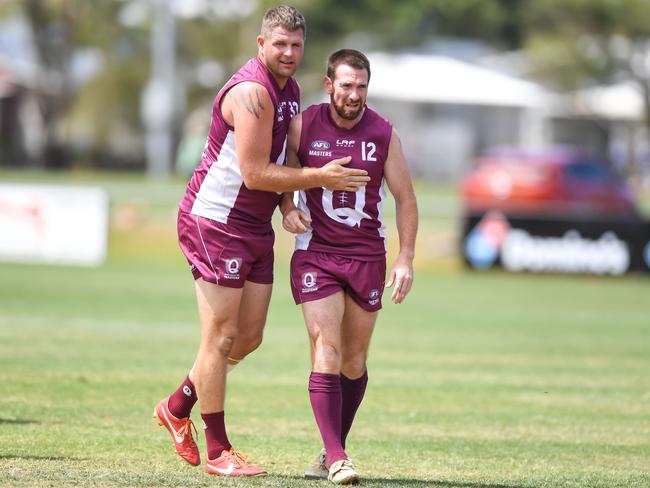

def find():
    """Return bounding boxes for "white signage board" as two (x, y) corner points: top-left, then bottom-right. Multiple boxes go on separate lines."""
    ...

(0, 183), (109, 267)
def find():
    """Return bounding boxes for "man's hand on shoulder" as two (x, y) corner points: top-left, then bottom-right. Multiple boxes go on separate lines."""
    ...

(289, 112), (368, 192)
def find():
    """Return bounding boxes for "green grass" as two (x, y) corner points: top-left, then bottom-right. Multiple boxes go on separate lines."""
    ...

(0, 171), (649, 486)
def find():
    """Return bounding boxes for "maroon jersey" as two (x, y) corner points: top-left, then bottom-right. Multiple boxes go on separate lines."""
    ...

(179, 57), (300, 233)
(295, 103), (393, 260)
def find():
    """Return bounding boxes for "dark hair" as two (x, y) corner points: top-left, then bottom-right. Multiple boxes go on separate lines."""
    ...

(327, 49), (371, 81)
(261, 5), (306, 39)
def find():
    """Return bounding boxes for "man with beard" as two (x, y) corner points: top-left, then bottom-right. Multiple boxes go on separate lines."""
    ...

(280, 49), (418, 484)
(153, 8), (370, 478)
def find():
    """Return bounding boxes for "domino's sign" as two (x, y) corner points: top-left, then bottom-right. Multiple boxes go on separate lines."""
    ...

(462, 210), (650, 275)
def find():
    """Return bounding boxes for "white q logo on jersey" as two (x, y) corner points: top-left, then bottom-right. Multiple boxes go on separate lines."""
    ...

(322, 186), (370, 228)
(302, 272), (317, 288)
(226, 258), (241, 274)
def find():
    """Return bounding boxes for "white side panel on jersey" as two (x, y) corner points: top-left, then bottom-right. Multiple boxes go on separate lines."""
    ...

(377, 179), (388, 251)
(295, 189), (313, 250)
(276, 136), (287, 166)
(275, 136), (287, 195)
(191, 130), (241, 223)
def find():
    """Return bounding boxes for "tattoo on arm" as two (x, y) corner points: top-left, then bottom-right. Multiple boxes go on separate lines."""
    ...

(255, 89), (265, 113)
(237, 86), (266, 119)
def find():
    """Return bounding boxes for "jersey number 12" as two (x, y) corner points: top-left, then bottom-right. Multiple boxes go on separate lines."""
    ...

(361, 141), (377, 162)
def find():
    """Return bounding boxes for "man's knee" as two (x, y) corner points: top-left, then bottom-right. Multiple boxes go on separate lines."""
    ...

(228, 326), (263, 365)
(226, 328), (263, 372)
(202, 324), (238, 357)
(238, 327), (264, 355)
(218, 334), (237, 356)
(316, 341), (341, 369)
(341, 353), (367, 378)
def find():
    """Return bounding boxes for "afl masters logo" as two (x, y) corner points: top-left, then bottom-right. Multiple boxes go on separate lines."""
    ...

(309, 140), (332, 157)
(310, 140), (330, 150)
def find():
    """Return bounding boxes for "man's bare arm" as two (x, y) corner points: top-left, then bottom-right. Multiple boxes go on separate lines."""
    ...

(384, 128), (418, 304)
(280, 115), (311, 233)
(223, 82), (369, 193)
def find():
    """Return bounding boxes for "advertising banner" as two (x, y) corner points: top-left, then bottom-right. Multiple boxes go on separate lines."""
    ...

(462, 211), (650, 275)
(0, 184), (109, 267)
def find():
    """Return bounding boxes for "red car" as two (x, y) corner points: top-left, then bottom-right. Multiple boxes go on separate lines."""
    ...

(461, 147), (640, 220)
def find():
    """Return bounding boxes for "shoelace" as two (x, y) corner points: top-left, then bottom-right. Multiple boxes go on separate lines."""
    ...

(331, 459), (355, 475)
(177, 418), (198, 446)
(224, 449), (250, 467)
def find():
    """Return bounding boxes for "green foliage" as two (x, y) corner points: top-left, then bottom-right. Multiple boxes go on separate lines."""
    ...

(519, 0), (650, 136)
(522, 0), (650, 86)
(296, 0), (523, 48)
(5, 0), (650, 167)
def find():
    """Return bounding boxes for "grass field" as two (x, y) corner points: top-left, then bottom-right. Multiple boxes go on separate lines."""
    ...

(0, 172), (649, 487)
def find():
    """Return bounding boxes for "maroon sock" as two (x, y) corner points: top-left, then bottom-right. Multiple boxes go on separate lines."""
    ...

(309, 372), (347, 467)
(201, 411), (232, 460)
(167, 376), (197, 419)
(340, 371), (368, 448)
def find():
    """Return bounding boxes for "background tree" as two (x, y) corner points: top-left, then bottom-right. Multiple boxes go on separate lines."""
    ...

(522, 0), (650, 137)
(23, 0), (75, 168)
(9, 0), (650, 172)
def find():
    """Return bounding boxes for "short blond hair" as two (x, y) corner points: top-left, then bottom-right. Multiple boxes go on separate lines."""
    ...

(261, 5), (306, 39)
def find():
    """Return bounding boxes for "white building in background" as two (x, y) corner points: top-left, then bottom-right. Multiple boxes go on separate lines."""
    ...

(552, 82), (650, 179)
(367, 52), (553, 181)
(366, 51), (649, 183)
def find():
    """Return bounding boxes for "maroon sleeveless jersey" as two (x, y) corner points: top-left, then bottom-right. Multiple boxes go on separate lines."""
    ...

(179, 57), (300, 233)
(295, 103), (393, 260)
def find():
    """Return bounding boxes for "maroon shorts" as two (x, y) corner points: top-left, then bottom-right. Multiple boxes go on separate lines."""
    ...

(177, 210), (274, 288)
(290, 250), (386, 312)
